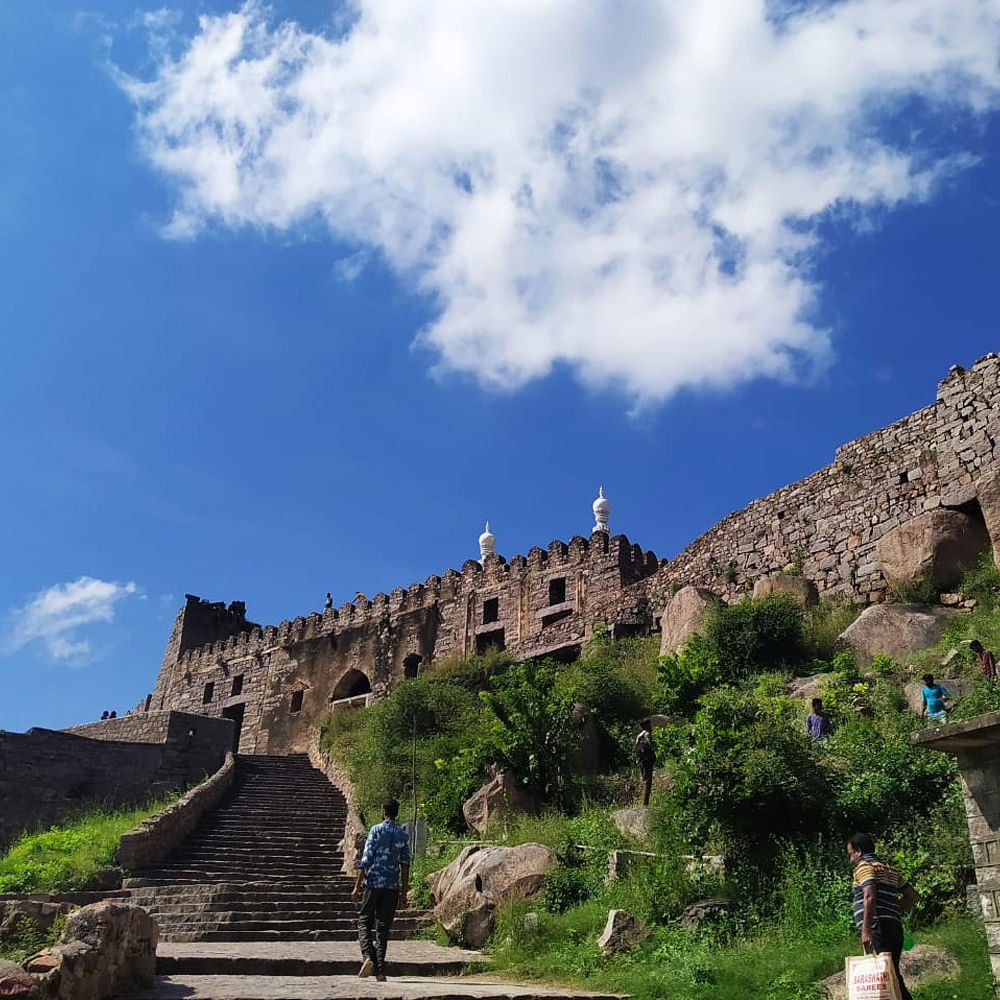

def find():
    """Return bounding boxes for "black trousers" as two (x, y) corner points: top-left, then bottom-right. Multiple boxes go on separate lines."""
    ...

(358, 887), (399, 972)
(871, 920), (911, 1000)
(641, 764), (653, 806)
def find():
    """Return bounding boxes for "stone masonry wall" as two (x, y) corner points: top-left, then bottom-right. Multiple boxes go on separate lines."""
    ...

(648, 353), (1000, 607)
(142, 533), (659, 756)
(130, 353), (1000, 759)
(0, 714), (232, 849)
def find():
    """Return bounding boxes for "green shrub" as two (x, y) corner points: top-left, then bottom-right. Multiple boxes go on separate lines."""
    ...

(803, 594), (862, 660)
(480, 660), (580, 803)
(887, 578), (939, 604)
(670, 686), (831, 852)
(703, 594), (808, 681)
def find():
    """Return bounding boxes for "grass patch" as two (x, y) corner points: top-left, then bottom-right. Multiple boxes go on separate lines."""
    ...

(488, 904), (992, 1000)
(0, 798), (176, 893)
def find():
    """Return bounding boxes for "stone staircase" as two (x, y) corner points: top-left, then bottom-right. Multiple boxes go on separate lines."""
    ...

(124, 754), (431, 942)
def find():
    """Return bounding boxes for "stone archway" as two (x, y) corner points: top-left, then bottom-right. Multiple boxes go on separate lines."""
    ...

(331, 668), (372, 703)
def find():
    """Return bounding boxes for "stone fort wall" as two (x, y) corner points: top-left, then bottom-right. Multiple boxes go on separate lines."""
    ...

(647, 352), (1000, 606)
(0, 712), (232, 849)
(145, 533), (660, 755)
(130, 353), (1000, 756)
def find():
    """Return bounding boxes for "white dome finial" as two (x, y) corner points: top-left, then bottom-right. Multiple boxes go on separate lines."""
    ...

(592, 486), (610, 534)
(479, 521), (496, 562)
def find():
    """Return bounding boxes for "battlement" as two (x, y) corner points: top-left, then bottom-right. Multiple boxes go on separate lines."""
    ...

(170, 531), (659, 670)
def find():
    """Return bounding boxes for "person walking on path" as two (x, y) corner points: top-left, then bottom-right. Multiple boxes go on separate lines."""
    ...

(970, 639), (997, 682)
(920, 674), (950, 725)
(805, 697), (834, 745)
(846, 832), (919, 1000)
(635, 719), (655, 806)
(351, 798), (411, 982)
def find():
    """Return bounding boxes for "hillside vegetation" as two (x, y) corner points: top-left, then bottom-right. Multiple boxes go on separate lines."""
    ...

(321, 553), (1000, 999)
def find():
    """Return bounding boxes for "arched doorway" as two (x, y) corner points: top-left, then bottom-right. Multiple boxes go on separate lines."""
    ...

(330, 668), (372, 704)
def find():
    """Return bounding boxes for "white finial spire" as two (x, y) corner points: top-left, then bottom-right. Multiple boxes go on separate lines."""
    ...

(479, 521), (496, 562)
(592, 486), (610, 534)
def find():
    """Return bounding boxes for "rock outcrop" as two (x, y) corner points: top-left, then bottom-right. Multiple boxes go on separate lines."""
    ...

(752, 575), (819, 607)
(462, 772), (539, 835)
(428, 843), (555, 947)
(23, 901), (157, 1000)
(976, 469), (1000, 571)
(837, 604), (960, 664)
(660, 587), (720, 655)
(875, 510), (988, 593)
(612, 807), (652, 842)
(596, 909), (649, 956)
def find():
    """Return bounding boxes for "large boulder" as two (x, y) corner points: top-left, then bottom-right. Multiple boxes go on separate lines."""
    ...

(660, 587), (720, 655)
(753, 575), (819, 607)
(23, 901), (157, 1000)
(837, 604), (960, 664)
(428, 843), (555, 947)
(875, 510), (989, 592)
(786, 673), (830, 702)
(612, 807), (652, 842)
(596, 909), (649, 956)
(977, 469), (1000, 571)
(462, 772), (540, 835)
(822, 943), (958, 999)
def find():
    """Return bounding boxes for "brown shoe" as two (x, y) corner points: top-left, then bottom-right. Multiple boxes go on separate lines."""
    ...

(358, 958), (375, 978)
(376, 974), (387, 982)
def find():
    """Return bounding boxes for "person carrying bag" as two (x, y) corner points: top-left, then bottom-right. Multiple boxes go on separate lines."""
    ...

(846, 833), (919, 1000)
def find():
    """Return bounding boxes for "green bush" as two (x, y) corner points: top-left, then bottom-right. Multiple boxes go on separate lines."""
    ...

(480, 660), (580, 803)
(670, 686), (831, 852)
(703, 594), (808, 681)
(321, 676), (487, 830)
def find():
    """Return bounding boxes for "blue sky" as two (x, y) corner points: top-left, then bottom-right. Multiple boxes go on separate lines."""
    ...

(3, 0), (1000, 732)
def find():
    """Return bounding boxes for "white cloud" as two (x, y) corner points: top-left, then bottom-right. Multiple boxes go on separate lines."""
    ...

(117, 0), (1000, 404)
(3, 577), (140, 665)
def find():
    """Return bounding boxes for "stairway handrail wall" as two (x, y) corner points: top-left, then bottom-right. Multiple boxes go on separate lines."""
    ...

(118, 752), (236, 872)
(307, 729), (367, 876)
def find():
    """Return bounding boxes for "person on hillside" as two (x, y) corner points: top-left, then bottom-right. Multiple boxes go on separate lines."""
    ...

(635, 719), (655, 806)
(920, 674), (950, 725)
(805, 697), (834, 746)
(351, 798), (411, 982)
(970, 640), (997, 682)
(847, 832), (919, 1000)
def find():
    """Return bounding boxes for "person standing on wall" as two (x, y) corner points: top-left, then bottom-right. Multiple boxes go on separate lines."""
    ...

(635, 718), (655, 806)
(846, 832), (919, 1000)
(351, 798), (411, 982)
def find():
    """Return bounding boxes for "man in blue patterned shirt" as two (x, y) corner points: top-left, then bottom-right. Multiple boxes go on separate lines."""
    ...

(351, 799), (411, 981)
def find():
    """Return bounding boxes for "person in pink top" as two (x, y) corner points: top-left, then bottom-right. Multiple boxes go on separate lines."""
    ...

(970, 640), (997, 681)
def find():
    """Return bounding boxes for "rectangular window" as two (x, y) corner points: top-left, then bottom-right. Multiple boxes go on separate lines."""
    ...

(231, 674), (244, 697)
(290, 690), (304, 714)
(549, 577), (567, 605)
(202, 682), (214, 705)
(483, 597), (499, 624)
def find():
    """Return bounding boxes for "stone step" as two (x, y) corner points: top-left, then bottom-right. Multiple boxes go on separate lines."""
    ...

(153, 917), (430, 933)
(126, 974), (619, 999)
(157, 928), (422, 942)
(135, 900), (371, 914)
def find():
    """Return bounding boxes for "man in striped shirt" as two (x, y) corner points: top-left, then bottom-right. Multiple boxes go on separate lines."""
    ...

(847, 833), (919, 1000)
